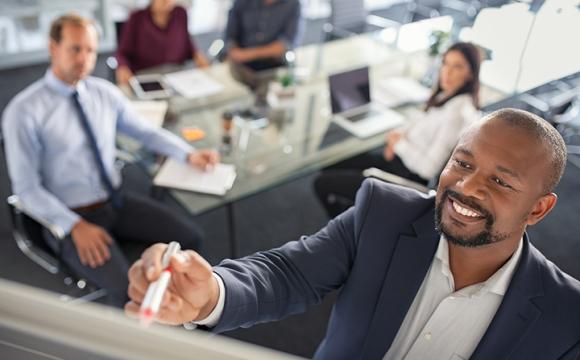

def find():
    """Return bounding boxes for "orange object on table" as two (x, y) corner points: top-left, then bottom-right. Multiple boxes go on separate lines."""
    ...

(181, 127), (206, 141)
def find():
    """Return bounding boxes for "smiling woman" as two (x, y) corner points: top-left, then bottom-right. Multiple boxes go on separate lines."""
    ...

(315, 41), (483, 219)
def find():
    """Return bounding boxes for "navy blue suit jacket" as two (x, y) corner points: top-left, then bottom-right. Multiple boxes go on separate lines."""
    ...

(213, 179), (580, 359)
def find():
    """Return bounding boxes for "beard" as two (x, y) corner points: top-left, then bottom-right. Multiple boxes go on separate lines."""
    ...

(435, 188), (508, 247)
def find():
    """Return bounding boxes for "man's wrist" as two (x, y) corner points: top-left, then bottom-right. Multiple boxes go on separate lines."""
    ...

(189, 273), (225, 328)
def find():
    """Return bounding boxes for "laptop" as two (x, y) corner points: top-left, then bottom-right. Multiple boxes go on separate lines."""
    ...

(329, 66), (405, 138)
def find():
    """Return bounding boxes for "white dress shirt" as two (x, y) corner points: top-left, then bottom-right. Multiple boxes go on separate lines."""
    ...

(395, 94), (480, 180)
(384, 236), (523, 360)
(195, 236), (523, 360)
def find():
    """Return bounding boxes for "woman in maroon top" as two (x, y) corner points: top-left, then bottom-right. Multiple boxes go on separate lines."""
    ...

(115, 0), (209, 85)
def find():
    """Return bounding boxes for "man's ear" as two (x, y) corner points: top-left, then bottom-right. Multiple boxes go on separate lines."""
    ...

(526, 193), (557, 226)
(48, 39), (57, 57)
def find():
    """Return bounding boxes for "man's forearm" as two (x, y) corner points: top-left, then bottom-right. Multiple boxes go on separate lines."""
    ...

(248, 41), (287, 61)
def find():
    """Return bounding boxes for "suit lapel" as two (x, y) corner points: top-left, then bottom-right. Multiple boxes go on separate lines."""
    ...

(361, 208), (440, 359)
(471, 235), (544, 359)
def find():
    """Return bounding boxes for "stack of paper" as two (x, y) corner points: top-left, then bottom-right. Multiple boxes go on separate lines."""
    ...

(163, 69), (224, 99)
(153, 159), (236, 196)
(373, 77), (431, 108)
(130, 100), (168, 128)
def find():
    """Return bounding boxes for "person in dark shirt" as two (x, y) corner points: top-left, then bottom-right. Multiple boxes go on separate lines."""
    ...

(224, 0), (303, 103)
(115, 0), (209, 85)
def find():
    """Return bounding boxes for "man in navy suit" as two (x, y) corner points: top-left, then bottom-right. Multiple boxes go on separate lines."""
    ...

(127, 108), (580, 359)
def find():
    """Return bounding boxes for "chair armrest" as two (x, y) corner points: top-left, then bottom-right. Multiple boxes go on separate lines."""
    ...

(405, 2), (441, 19)
(7, 195), (65, 240)
(208, 39), (226, 63)
(366, 14), (403, 29)
(518, 93), (550, 114)
(323, 23), (359, 39)
(115, 147), (138, 165)
(363, 167), (434, 195)
(441, 0), (480, 17)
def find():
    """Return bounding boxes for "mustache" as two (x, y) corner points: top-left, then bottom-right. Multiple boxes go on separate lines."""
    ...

(443, 188), (492, 221)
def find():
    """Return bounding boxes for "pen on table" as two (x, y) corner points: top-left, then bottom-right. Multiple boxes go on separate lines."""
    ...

(139, 241), (181, 327)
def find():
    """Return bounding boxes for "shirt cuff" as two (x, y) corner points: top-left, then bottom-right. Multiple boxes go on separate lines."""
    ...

(168, 143), (194, 164)
(59, 211), (81, 236)
(189, 272), (225, 328)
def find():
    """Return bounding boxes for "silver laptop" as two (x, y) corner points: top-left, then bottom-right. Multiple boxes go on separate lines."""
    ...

(329, 66), (404, 138)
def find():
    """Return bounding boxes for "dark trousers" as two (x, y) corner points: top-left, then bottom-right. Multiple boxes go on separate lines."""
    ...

(314, 148), (428, 219)
(44, 192), (203, 308)
(229, 60), (282, 104)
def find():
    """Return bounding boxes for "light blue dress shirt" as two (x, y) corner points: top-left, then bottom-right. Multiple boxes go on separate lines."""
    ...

(2, 70), (193, 234)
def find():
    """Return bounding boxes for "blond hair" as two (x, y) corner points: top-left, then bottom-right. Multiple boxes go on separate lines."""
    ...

(49, 14), (96, 43)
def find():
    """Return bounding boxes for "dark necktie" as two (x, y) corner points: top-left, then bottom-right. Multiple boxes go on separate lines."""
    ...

(71, 91), (122, 208)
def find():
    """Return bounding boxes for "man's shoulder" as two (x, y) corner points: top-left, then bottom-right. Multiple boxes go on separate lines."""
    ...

(3, 78), (46, 118)
(524, 244), (580, 341)
(84, 76), (122, 97)
(359, 178), (434, 205)
(526, 244), (580, 324)
(356, 178), (435, 223)
(531, 244), (580, 299)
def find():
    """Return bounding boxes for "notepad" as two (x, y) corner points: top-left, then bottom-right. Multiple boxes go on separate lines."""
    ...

(130, 100), (168, 128)
(153, 159), (236, 196)
(373, 77), (431, 107)
(163, 69), (224, 99)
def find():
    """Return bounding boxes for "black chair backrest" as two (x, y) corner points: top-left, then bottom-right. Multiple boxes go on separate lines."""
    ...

(0, 127), (60, 269)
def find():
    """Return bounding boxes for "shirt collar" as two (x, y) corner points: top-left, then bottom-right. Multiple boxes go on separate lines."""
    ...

(44, 69), (88, 97)
(483, 238), (523, 296)
(436, 235), (524, 297)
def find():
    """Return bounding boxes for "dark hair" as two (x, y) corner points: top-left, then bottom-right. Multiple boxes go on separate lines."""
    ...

(49, 14), (96, 43)
(425, 42), (481, 111)
(487, 108), (567, 194)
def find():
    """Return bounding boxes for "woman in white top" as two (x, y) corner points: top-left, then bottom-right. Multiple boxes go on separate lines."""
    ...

(315, 42), (482, 218)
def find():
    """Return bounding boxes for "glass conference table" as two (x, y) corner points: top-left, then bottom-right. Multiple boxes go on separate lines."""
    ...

(128, 30), (507, 257)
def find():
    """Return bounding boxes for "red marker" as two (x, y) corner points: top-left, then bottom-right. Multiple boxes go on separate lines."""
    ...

(139, 242), (181, 327)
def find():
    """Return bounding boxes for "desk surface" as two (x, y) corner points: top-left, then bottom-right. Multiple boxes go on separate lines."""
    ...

(131, 33), (507, 216)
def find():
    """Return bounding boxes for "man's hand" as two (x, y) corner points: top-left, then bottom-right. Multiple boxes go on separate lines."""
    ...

(115, 65), (133, 86)
(70, 219), (113, 268)
(187, 149), (220, 170)
(227, 47), (256, 63)
(125, 244), (220, 325)
(383, 130), (403, 161)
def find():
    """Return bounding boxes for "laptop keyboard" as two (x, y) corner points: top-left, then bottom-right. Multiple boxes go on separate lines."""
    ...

(347, 109), (382, 122)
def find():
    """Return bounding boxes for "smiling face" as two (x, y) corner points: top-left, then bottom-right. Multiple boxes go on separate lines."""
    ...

(435, 117), (557, 248)
(439, 50), (473, 97)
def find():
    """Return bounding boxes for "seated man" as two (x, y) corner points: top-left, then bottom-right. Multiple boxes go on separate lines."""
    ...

(128, 109), (580, 359)
(224, 0), (303, 102)
(2, 14), (218, 308)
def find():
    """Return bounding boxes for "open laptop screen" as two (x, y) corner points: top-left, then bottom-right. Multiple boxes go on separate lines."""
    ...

(329, 66), (371, 114)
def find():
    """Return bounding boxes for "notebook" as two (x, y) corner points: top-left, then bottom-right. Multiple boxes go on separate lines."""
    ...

(153, 159), (236, 196)
(329, 66), (405, 138)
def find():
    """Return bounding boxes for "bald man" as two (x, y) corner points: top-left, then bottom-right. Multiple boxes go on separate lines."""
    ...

(127, 108), (580, 359)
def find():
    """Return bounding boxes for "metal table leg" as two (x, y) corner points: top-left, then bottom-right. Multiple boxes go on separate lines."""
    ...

(226, 202), (238, 258)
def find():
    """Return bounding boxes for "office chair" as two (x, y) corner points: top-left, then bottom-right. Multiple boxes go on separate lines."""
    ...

(105, 21), (126, 83)
(323, 0), (405, 41)
(553, 96), (580, 167)
(208, 38), (226, 63)
(363, 167), (435, 195)
(383, 0), (501, 42)
(0, 130), (106, 303)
